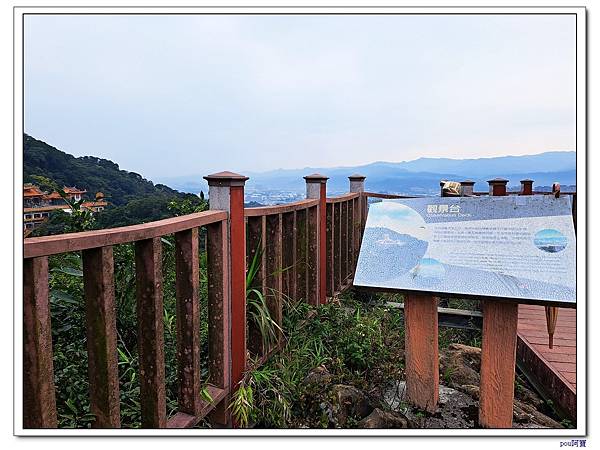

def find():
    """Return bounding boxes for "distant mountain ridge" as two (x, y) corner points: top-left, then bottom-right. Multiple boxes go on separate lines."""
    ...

(158, 151), (576, 196)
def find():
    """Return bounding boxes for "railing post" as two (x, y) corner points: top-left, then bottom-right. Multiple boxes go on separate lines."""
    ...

(349, 174), (366, 236)
(479, 177), (517, 428)
(520, 179), (533, 196)
(305, 174), (329, 305)
(205, 171), (248, 419)
(460, 180), (475, 197)
(487, 177), (508, 196)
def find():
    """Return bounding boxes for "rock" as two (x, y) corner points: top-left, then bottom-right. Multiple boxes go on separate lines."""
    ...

(383, 381), (479, 429)
(513, 399), (563, 428)
(358, 408), (409, 428)
(439, 344), (481, 388)
(303, 365), (332, 386)
(331, 384), (373, 426)
(458, 384), (480, 400)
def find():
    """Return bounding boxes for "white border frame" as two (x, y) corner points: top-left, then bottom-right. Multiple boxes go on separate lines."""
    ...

(13, 5), (587, 437)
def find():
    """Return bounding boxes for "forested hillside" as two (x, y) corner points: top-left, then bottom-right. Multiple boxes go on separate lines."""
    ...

(24, 134), (205, 230)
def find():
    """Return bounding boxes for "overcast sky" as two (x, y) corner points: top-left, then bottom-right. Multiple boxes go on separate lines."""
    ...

(24, 14), (575, 179)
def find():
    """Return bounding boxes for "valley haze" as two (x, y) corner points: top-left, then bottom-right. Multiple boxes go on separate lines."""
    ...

(155, 151), (576, 203)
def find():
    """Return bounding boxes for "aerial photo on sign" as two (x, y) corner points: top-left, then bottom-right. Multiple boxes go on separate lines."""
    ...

(353, 195), (576, 305)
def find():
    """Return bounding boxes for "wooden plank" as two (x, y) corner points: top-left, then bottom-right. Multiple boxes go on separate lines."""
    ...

(244, 198), (319, 217)
(175, 228), (202, 416)
(404, 293), (439, 413)
(479, 300), (518, 428)
(295, 208), (308, 302)
(571, 193), (576, 233)
(82, 246), (121, 428)
(135, 238), (166, 428)
(348, 198), (355, 272)
(531, 343), (575, 355)
(281, 211), (296, 302)
(246, 216), (266, 356)
(523, 336), (576, 347)
(516, 337), (576, 420)
(340, 200), (349, 282)
(333, 202), (341, 292)
(265, 214), (283, 345)
(325, 192), (360, 203)
(206, 220), (231, 425)
(23, 256), (57, 428)
(25, 210), (227, 258)
(386, 302), (482, 330)
(166, 385), (228, 428)
(325, 203), (334, 298)
(307, 205), (319, 306)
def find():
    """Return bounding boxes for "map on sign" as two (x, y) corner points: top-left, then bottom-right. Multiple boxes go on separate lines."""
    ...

(353, 195), (576, 305)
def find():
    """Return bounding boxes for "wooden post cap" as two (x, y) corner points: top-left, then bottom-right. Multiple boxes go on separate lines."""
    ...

(304, 173), (329, 183)
(204, 171), (249, 186)
(348, 174), (366, 181)
(486, 177), (509, 185)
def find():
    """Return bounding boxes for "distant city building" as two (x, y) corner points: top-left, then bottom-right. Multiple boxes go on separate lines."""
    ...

(23, 184), (107, 234)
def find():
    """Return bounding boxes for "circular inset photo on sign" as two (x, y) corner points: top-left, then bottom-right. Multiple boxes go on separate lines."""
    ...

(410, 257), (445, 287)
(533, 229), (568, 253)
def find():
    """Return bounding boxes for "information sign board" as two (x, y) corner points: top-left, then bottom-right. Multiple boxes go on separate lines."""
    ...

(353, 195), (576, 305)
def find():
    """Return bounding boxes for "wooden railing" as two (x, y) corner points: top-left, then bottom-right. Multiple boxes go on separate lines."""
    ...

(244, 198), (319, 357)
(22, 172), (367, 429)
(325, 192), (362, 296)
(24, 211), (231, 429)
(22, 173), (576, 430)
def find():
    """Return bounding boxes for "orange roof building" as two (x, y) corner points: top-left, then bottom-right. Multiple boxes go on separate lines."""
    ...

(23, 184), (45, 198)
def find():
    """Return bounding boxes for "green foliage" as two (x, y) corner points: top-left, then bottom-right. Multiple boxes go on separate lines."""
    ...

(24, 134), (207, 232)
(233, 293), (406, 428)
(24, 134), (183, 207)
(246, 243), (282, 351)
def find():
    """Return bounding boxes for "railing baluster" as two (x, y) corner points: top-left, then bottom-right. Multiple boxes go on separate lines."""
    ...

(175, 228), (201, 416)
(349, 199), (355, 276)
(325, 203), (334, 299)
(246, 215), (266, 356)
(206, 220), (230, 425)
(341, 200), (349, 283)
(135, 238), (166, 428)
(82, 246), (121, 428)
(334, 202), (341, 293)
(306, 205), (319, 306)
(265, 214), (283, 347)
(23, 256), (57, 428)
(282, 211), (296, 303)
(295, 209), (307, 302)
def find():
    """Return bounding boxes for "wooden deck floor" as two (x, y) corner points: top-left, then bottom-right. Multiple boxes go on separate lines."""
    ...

(516, 304), (577, 420)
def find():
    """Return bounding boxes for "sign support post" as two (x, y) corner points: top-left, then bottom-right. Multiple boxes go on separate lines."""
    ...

(479, 178), (518, 428)
(405, 292), (439, 413)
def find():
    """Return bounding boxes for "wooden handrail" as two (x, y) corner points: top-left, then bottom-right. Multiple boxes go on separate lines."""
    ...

(244, 198), (319, 217)
(363, 191), (418, 199)
(24, 210), (227, 258)
(325, 192), (360, 203)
